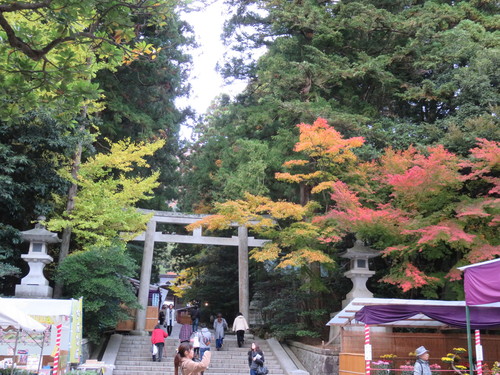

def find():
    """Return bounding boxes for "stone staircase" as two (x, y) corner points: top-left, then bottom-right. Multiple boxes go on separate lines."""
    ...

(113, 332), (285, 375)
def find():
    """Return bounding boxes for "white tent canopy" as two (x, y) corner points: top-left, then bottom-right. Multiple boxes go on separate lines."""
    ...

(0, 298), (46, 332)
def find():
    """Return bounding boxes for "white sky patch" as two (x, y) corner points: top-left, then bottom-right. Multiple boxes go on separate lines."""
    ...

(176, 0), (248, 140)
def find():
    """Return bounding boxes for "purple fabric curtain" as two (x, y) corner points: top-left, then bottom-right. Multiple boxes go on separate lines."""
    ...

(355, 304), (500, 329)
(464, 259), (500, 306)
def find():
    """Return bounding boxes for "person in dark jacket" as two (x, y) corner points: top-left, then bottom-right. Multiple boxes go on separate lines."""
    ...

(190, 305), (201, 332)
(158, 307), (166, 326)
(248, 342), (265, 375)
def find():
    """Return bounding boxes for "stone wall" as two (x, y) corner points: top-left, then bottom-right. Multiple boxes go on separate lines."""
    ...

(287, 340), (339, 375)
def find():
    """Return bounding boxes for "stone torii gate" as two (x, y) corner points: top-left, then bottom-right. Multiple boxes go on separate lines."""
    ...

(133, 210), (269, 332)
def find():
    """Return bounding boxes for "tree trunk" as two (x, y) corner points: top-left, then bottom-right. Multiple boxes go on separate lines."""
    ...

(52, 140), (82, 298)
(299, 183), (311, 206)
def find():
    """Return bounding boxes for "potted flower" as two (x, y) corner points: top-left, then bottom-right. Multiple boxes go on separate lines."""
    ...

(441, 347), (467, 375)
(430, 363), (442, 375)
(491, 361), (500, 375)
(399, 364), (414, 375)
(372, 354), (397, 375)
(372, 360), (391, 375)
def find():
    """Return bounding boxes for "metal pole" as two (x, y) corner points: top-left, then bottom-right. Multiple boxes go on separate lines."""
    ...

(37, 328), (47, 374)
(466, 306), (474, 375)
(11, 330), (20, 375)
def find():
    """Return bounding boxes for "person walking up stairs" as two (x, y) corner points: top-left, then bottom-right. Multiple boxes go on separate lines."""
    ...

(112, 322), (286, 375)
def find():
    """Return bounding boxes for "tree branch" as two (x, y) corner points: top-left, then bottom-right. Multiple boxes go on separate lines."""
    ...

(0, 1), (52, 12)
(0, 12), (47, 60)
(0, 10), (120, 62)
(0, 1), (157, 61)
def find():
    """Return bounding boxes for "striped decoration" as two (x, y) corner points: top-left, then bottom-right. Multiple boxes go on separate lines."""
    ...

(365, 324), (371, 375)
(52, 324), (63, 375)
(475, 330), (482, 375)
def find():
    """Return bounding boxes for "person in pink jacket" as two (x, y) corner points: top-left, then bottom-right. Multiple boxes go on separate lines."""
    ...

(151, 324), (168, 362)
(178, 342), (211, 375)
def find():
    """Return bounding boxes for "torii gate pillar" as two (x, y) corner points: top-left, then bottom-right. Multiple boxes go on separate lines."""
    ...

(133, 219), (156, 334)
(238, 226), (249, 319)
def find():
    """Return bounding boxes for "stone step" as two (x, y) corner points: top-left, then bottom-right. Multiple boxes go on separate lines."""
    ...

(113, 368), (281, 374)
(115, 356), (280, 362)
(114, 372), (282, 375)
(115, 358), (279, 369)
(120, 337), (254, 343)
(117, 346), (264, 352)
(114, 333), (284, 375)
(115, 358), (281, 367)
(115, 355), (280, 362)
(114, 368), (284, 375)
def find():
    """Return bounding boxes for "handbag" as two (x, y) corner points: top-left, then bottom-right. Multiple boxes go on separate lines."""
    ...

(192, 335), (200, 347)
(152, 344), (158, 355)
(257, 365), (269, 375)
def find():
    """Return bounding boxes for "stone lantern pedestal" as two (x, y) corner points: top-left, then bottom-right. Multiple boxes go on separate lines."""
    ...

(329, 239), (380, 343)
(15, 217), (60, 298)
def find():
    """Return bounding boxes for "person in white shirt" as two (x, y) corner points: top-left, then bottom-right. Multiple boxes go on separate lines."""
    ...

(232, 312), (249, 347)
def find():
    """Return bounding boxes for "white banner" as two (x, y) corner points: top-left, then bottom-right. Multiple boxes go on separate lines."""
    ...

(476, 344), (483, 362)
(365, 344), (372, 361)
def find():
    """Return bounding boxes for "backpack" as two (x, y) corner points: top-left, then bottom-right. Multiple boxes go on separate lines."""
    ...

(202, 332), (211, 346)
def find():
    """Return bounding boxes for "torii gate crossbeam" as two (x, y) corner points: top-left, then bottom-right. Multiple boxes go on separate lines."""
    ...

(133, 210), (269, 333)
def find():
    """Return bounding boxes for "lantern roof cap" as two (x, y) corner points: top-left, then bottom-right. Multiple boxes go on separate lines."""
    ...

(20, 217), (61, 244)
(340, 239), (379, 259)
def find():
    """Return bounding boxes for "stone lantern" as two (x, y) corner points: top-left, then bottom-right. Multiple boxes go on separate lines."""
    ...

(328, 239), (382, 343)
(340, 239), (379, 308)
(15, 216), (60, 298)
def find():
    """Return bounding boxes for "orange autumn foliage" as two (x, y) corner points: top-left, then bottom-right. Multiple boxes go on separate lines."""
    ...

(275, 117), (365, 186)
(318, 137), (500, 294)
(294, 117), (365, 159)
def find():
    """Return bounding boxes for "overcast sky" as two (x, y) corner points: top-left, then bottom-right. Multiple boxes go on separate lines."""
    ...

(176, 1), (247, 139)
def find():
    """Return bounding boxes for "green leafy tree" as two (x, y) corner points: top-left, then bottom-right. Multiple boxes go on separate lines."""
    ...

(180, 96), (301, 211)
(56, 244), (140, 343)
(173, 245), (240, 320)
(0, 0), (172, 121)
(48, 138), (164, 249)
(95, 12), (192, 142)
(94, 9), (193, 211)
(255, 270), (332, 341)
(0, 0), (192, 298)
(0, 111), (83, 294)
(214, 0), (500, 163)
